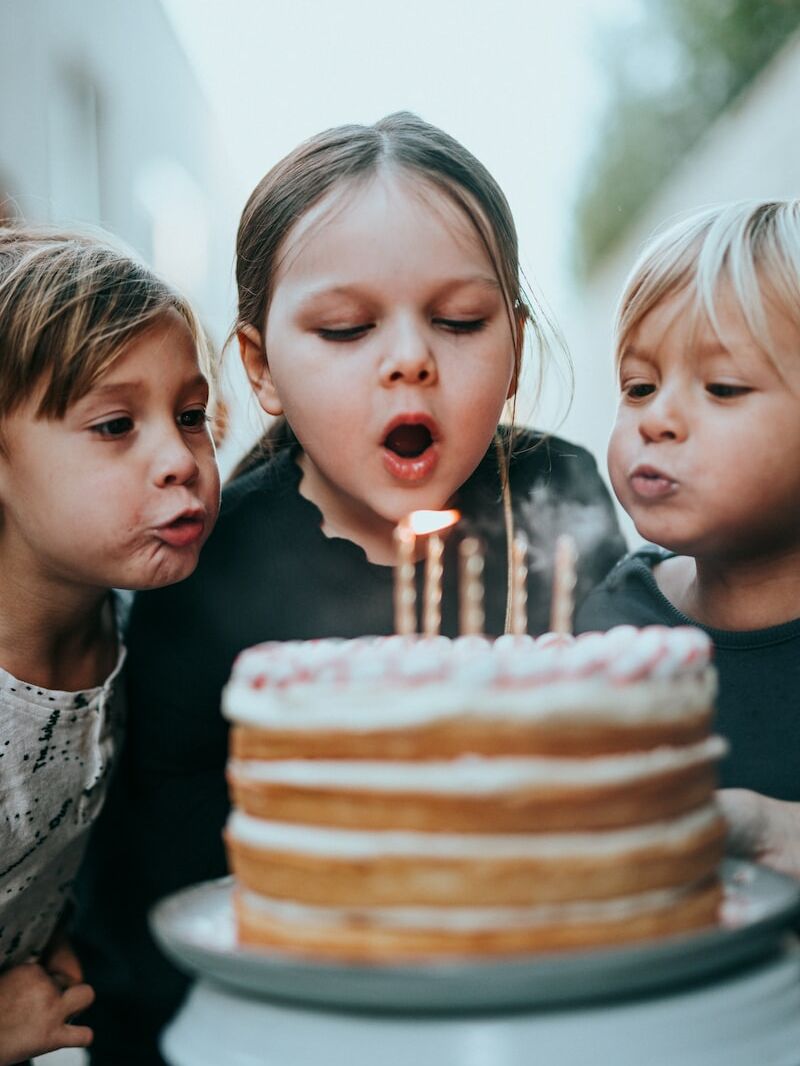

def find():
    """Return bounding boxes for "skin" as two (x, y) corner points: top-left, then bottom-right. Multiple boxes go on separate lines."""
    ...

(239, 169), (518, 565)
(608, 281), (800, 876)
(0, 311), (220, 1058)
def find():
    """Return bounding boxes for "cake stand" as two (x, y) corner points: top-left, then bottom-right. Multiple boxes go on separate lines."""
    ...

(152, 860), (800, 1066)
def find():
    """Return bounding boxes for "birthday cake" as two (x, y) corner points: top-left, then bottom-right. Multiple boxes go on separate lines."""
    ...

(222, 626), (727, 960)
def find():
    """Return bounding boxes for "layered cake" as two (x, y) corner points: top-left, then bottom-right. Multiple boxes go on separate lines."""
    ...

(223, 626), (726, 960)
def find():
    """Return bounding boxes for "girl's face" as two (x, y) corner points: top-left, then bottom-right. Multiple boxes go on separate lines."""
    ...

(608, 284), (800, 561)
(0, 310), (220, 591)
(241, 170), (517, 558)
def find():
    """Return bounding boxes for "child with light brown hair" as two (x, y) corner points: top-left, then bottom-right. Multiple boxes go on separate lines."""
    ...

(577, 200), (800, 878)
(0, 226), (220, 1064)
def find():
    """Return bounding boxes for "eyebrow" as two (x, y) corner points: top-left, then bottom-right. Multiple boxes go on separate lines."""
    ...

(621, 341), (735, 362)
(84, 373), (208, 400)
(297, 276), (502, 305)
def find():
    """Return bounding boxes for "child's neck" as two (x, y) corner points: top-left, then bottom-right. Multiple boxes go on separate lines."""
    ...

(0, 564), (116, 691)
(655, 546), (800, 631)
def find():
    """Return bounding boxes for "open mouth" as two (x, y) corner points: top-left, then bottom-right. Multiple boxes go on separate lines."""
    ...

(383, 423), (434, 458)
(381, 416), (440, 482)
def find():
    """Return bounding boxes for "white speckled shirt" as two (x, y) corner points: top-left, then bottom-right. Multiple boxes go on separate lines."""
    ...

(0, 637), (125, 967)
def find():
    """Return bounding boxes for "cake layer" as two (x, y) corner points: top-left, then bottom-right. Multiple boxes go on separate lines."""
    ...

(225, 805), (726, 906)
(228, 739), (724, 832)
(234, 878), (723, 959)
(231, 710), (714, 761)
(226, 630), (717, 759)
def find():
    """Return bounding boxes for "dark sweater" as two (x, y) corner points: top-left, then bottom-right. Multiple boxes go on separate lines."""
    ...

(74, 431), (625, 1064)
(576, 546), (800, 800)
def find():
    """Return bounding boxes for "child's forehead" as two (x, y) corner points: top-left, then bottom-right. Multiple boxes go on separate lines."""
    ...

(625, 278), (793, 360)
(274, 169), (491, 276)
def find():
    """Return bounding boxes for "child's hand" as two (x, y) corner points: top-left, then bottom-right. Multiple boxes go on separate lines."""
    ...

(41, 929), (84, 989)
(717, 788), (800, 880)
(0, 960), (94, 1065)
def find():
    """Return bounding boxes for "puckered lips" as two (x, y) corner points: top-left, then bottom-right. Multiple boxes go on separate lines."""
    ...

(155, 507), (206, 547)
(381, 413), (440, 482)
(629, 464), (678, 501)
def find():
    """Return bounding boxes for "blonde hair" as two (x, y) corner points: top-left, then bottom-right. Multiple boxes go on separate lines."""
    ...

(0, 225), (212, 424)
(614, 200), (800, 372)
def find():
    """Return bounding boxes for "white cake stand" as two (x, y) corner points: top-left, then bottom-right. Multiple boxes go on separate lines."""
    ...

(161, 940), (800, 1066)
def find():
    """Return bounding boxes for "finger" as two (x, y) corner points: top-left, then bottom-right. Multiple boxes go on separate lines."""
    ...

(46, 942), (84, 985)
(57, 1022), (94, 1049)
(61, 981), (96, 1016)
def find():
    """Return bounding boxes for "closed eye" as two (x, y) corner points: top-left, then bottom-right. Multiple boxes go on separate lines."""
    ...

(706, 383), (751, 398)
(317, 324), (374, 342)
(90, 416), (134, 438)
(435, 318), (487, 334)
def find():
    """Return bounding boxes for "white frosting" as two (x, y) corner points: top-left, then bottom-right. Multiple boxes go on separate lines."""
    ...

(224, 670), (716, 731)
(227, 627), (709, 687)
(227, 804), (720, 859)
(228, 736), (726, 792)
(224, 627), (716, 731)
(240, 882), (698, 931)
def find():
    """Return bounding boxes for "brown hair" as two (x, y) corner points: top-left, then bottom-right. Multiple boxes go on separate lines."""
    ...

(230, 111), (551, 478)
(0, 224), (212, 427)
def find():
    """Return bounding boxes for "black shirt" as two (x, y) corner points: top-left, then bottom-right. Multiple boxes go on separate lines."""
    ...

(576, 547), (800, 800)
(74, 431), (624, 1064)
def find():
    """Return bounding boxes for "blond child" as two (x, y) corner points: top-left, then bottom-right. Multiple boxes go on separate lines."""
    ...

(576, 200), (800, 878)
(0, 227), (220, 1064)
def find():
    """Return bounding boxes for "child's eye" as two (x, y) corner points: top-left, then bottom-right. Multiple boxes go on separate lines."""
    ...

(623, 383), (656, 399)
(90, 416), (134, 438)
(435, 318), (487, 334)
(178, 407), (209, 431)
(317, 325), (374, 342)
(706, 383), (751, 398)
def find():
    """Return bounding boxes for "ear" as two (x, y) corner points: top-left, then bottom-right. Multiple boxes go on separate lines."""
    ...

(238, 324), (283, 416)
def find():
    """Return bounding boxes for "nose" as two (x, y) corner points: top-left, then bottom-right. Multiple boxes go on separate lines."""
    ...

(153, 427), (200, 488)
(638, 387), (688, 444)
(379, 317), (438, 387)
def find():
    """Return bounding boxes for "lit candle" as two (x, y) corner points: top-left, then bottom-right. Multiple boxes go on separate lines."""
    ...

(550, 533), (578, 634)
(395, 510), (460, 637)
(423, 532), (445, 637)
(393, 520), (417, 636)
(510, 532), (529, 636)
(458, 537), (485, 636)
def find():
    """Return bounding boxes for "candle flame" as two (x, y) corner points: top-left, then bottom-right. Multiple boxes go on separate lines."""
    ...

(404, 509), (460, 536)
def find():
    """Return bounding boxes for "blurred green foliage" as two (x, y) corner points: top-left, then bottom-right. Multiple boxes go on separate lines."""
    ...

(574, 0), (800, 277)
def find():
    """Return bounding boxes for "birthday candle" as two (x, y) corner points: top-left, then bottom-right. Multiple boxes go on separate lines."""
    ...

(393, 520), (417, 636)
(459, 537), (485, 636)
(423, 532), (445, 637)
(510, 532), (529, 636)
(550, 533), (578, 634)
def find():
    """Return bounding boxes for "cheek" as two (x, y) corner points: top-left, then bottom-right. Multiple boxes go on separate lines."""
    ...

(606, 419), (630, 496)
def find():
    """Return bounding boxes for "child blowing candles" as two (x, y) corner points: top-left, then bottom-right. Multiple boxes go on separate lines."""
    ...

(0, 227), (219, 1065)
(74, 112), (625, 1064)
(576, 200), (800, 879)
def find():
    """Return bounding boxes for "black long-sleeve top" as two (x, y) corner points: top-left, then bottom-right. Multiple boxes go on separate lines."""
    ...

(73, 430), (625, 1064)
(575, 546), (800, 800)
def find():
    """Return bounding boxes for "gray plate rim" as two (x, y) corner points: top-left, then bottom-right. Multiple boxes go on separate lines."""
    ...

(149, 858), (800, 1012)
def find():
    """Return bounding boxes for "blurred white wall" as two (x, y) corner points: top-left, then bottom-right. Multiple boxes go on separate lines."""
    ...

(0, 0), (237, 364)
(560, 32), (800, 547)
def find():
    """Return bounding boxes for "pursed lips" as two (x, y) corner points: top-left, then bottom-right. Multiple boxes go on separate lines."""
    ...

(629, 464), (679, 500)
(154, 507), (206, 547)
